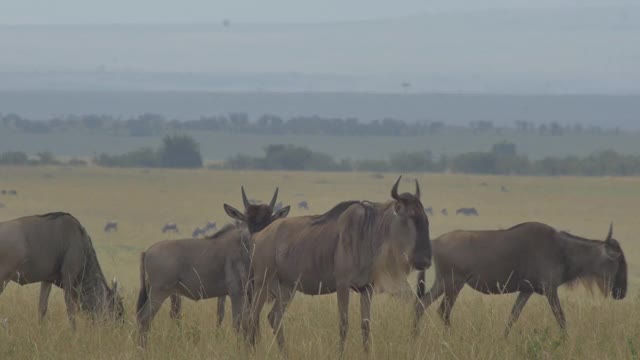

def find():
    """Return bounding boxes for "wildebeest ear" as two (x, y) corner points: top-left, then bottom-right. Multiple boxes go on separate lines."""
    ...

(272, 206), (290, 221)
(224, 203), (246, 222)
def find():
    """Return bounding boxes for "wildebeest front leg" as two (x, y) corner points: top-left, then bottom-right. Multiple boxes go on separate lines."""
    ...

(217, 297), (226, 327)
(337, 285), (351, 356)
(360, 285), (373, 354)
(437, 281), (464, 326)
(39, 282), (53, 322)
(545, 288), (566, 330)
(63, 290), (78, 331)
(504, 291), (532, 337)
(267, 282), (296, 356)
(169, 294), (182, 320)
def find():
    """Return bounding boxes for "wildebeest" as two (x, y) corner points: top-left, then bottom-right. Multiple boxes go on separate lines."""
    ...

(204, 221), (217, 232)
(414, 222), (627, 336)
(441, 208), (448, 216)
(161, 222), (179, 233)
(8, 190), (17, 196)
(104, 221), (118, 232)
(0, 190), (5, 195)
(425, 206), (433, 216)
(456, 207), (479, 216)
(0, 212), (124, 329)
(136, 187), (290, 348)
(298, 200), (309, 210)
(501, 185), (509, 192)
(191, 227), (205, 238)
(244, 176), (431, 355)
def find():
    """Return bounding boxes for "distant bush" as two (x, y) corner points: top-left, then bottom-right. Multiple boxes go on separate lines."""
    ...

(93, 134), (203, 168)
(226, 144), (348, 171)
(0, 151), (30, 165)
(159, 135), (203, 168)
(68, 158), (88, 167)
(94, 147), (161, 168)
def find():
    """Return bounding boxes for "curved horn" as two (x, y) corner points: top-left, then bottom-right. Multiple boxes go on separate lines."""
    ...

(391, 175), (402, 200)
(606, 222), (613, 242)
(269, 187), (279, 209)
(415, 179), (421, 199)
(241, 186), (250, 209)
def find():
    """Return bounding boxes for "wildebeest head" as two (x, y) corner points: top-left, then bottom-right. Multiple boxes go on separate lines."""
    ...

(223, 186), (290, 233)
(597, 223), (627, 300)
(388, 176), (431, 271)
(107, 278), (125, 323)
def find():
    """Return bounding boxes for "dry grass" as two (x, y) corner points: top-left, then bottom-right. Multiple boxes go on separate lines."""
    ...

(0, 166), (639, 359)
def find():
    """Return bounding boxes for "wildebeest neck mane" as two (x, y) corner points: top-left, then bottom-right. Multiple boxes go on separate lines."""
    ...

(559, 231), (602, 244)
(311, 200), (375, 225)
(57, 216), (113, 313)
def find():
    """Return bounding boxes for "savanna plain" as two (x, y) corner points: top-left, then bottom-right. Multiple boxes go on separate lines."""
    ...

(0, 166), (639, 359)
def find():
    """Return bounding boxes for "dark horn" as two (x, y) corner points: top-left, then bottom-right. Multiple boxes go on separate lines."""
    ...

(415, 179), (421, 199)
(391, 175), (402, 200)
(269, 187), (279, 209)
(241, 186), (250, 209)
(606, 222), (613, 242)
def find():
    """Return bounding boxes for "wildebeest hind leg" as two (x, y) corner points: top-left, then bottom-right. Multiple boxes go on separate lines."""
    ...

(504, 291), (532, 337)
(437, 282), (464, 326)
(137, 290), (170, 348)
(39, 282), (53, 322)
(267, 282), (296, 356)
(169, 294), (182, 321)
(414, 278), (446, 335)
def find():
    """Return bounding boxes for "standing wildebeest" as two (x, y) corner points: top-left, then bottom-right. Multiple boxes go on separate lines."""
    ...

(501, 185), (509, 192)
(161, 222), (179, 233)
(456, 207), (479, 216)
(191, 227), (205, 238)
(8, 190), (17, 196)
(204, 221), (217, 232)
(441, 208), (448, 216)
(136, 187), (290, 348)
(414, 222), (627, 336)
(245, 176), (431, 355)
(298, 200), (309, 210)
(425, 206), (433, 216)
(0, 212), (124, 329)
(104, 221), (118, 232)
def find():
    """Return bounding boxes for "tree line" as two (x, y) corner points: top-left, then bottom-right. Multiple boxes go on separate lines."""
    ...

(3, 134), (640, 176)
(0, 112), (623, 137)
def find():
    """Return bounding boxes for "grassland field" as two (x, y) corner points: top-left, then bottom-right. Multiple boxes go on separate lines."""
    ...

(0, 166), (639, 359)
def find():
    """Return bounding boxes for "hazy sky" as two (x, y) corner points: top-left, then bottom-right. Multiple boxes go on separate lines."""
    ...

(1, 0), (636, 24)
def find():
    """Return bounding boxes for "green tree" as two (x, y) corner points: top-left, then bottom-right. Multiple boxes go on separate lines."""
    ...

(159, 134), (203, 168)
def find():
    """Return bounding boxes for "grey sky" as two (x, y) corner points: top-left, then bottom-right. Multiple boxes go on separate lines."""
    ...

(1, 0), (636, 24)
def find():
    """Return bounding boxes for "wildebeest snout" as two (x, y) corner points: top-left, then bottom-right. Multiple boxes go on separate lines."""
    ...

(413, 255), (431, 270)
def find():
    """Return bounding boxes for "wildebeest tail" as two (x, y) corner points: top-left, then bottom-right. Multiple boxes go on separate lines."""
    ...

(416, 270), (426, 298)
(136, 252), (149, 315)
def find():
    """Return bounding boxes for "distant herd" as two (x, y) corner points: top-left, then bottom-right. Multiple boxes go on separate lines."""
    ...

(0, 176), (627, 356)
